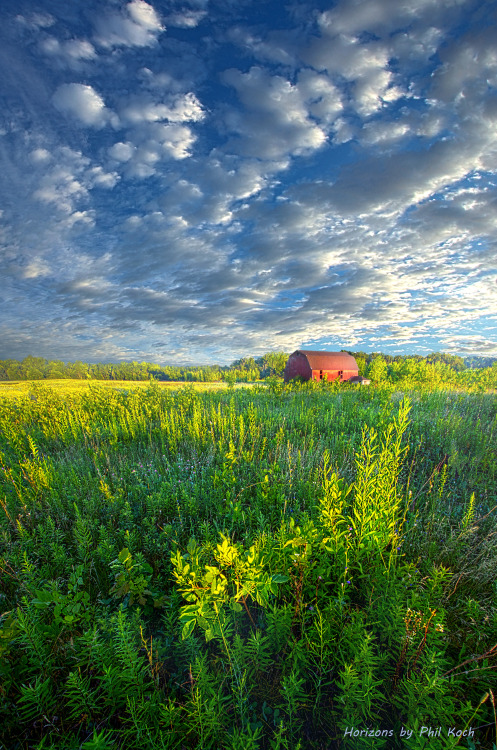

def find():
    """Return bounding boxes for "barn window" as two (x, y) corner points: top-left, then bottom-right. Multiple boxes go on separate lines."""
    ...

(319, 370), (323, 380)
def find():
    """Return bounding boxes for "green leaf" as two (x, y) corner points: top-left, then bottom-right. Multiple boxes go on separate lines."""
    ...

(33, 589), (53, 605)
(187, 538), (197, 556)
(272, 574), (289, 584)
(181, 619), (196, 640)
(118, 548), (131, 563)
(180, 604), (200, 618)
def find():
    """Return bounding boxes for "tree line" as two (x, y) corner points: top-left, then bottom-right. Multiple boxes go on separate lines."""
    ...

(0, 353), (285, 383)
(0, 351), (495, 385)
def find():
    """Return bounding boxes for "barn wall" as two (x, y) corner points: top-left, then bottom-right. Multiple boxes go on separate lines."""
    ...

(283, 353), (312, 382)
(312, 369), (340, 381)
(311, 369), (358, 382)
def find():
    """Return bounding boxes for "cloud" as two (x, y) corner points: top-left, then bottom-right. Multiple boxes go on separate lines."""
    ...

(31, 146), (118, 216)
(429, 25), (497, 104)
(120, 92), (204, 125)
(440, 335), (497, 355)
(303, 32), (398, 117)
(52, 83), (118, 128)
(164, 10), (207, 28)
(108, 122), (199, 177)
(106, 92), (204, 177)
(40, 37), (97, 68)
(2, 0), (497, 364)
(222, 66), (329, 159)
(94, 0), (164, 49)
(316, 0), (468, 40)
(30, 148), (51, 164)
(108, 141), (135, 162)
(15, 12), (55, 30)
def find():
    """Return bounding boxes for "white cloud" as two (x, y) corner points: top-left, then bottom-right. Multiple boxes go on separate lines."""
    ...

(109, 141), (135, 162)
(317, 0), (463, 39)
(109, 122), (198, 177)
(150, 123), (198, 160)
(94, 0), (164, 49)
(52, 83), (118, 128)
(87, 166), (120, 189)
(30, 148), (51, 164)
(23, 258), (52, 279)
(16, 12), (55, 30)
(41, 37), (97, 68)
(295, 69), (343, 124)
(106, 92), (204, 177)
(65, 39), (97, 61)
(360, 119), (410, 146)
(165, 10), (207, 28)
(226, 26), (299, 67)
(222, 66), (328, 159)
(31, 147), (118, 215)
(430, 27), (497, 104)
(303, 33), (397, 117)
(120, 92), (204, 125)
(440, 335), (497, 355)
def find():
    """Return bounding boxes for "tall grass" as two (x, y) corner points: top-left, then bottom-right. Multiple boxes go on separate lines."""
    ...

(0, 380), (496, 749)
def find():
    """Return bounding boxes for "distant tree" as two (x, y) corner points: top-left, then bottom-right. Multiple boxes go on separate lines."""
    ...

(46, 360), (67, 379)
(354, 354), (367, 376)
(261, 351), (287, 377)
(23, 356), (47, 377)
(224, 372), (236, 388)
(367, 355), (388, 383)
(426, 352), (466, 372)
(67, 360), (88, 379)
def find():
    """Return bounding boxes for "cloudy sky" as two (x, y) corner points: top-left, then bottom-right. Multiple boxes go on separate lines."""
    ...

(1, 0), (496, 365)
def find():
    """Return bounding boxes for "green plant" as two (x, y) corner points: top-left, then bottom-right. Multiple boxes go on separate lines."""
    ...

(109, 547), (167, 611)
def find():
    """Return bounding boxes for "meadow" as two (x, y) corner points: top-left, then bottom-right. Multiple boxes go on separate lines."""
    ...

(0, 378), (496, 749)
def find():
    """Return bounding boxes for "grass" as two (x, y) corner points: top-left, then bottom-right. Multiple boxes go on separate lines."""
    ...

(0, 379), (252, 400)
(0, 379), (496, 749)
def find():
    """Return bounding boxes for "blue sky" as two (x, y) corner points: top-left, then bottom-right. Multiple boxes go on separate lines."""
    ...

(1, 0), (496, 365)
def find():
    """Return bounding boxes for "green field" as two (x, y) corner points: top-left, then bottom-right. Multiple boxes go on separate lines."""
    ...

(0, 380), (496, 749)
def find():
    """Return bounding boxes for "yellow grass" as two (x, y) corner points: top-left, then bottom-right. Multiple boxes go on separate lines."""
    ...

(0, 378), (255, 400)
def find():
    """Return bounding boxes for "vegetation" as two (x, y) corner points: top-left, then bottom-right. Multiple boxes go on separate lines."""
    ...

(1, 350), (495, 387)
(0, 376), (496, 749)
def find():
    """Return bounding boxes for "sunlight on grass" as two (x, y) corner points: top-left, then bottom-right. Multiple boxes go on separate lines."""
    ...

(0, 380), (496, 749)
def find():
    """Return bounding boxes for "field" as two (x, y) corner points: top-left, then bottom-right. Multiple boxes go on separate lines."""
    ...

(0, 379), (249, 400)
(0, 379), (496, 749)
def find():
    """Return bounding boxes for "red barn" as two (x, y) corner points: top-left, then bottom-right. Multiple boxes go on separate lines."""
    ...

(283, 350), (359, 383)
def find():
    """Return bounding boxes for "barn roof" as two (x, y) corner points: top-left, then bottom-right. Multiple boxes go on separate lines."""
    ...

(294, 350), (358, 370)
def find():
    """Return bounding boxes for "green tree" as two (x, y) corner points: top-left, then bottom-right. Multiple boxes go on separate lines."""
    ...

(367, 356), (388, 383)
(261, 351), (287, 377)
(353, 354), (367, 376)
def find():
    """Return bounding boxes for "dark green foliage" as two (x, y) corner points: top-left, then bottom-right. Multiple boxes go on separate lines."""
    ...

(0, 383), (496, 749)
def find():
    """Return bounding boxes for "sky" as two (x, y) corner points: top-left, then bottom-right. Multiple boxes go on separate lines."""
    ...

(1, 0), (497, 366)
